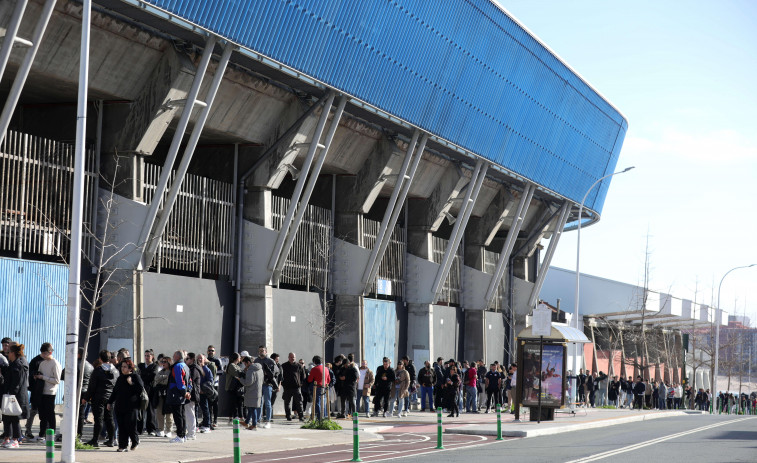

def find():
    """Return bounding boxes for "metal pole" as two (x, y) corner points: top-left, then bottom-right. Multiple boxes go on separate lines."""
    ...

(361, 129), (420, 286)
(572, 166), (634, 415)
(496, 403), (503, 440)
(0, 0), (28, 82)
(137, 34), (217, 262)
(538, 336), (543, 424)
(351, 412), (361, 462)
(61, 1), (91, 461)
(0, 0), (56, 146)
(436, 407), (444, 449)
(715, 264), (756, 400)
(272, 96), (347, 284)
(233, 419), (241, 463)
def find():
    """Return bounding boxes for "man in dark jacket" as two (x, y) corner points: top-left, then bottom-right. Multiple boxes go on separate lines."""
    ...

(138, 349), (159, 435)
(372, 357), (395, 417)
(84, 350), (117, 447)
(418, 361), (437, 411)
(60, 347), (95, 438)
(24, 351), (45, 439)
(254, 346), (279, 428)
(633, 376), (646, 410)
(281, 352), (306, 421)
(339, 354), (359, 417)
(586, 372), (596, 407)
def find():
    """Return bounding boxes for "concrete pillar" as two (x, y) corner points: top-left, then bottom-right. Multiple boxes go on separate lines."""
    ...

(407, 303), (434, 363)
(239, 285), (273, 354)
(464, 310), (485, 362)
(333, 295), (363, 361)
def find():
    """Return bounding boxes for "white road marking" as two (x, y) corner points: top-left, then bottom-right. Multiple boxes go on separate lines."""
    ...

(565, 417), (755, 463)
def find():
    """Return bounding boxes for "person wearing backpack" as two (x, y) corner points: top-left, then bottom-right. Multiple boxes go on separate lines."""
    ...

(196, 354), (217, 433)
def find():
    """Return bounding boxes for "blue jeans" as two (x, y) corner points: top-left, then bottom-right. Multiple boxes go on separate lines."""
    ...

(357, 390), (370, 414)
(245, 407), (260, 427)
(261, 385), (273, 422)
(200, 395), (211, 428)
(421, 386), (434, 410)
(466, 386), (477, 412)
(314, 386), (327, 420)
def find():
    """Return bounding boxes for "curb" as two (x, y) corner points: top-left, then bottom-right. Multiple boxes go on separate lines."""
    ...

(445, 411), (688, 438)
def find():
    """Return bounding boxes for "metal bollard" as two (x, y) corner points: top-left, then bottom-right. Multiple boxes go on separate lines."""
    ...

(351, 412), (361, 462)
(45, 429), (54, 463)
(436, 407), (444, 449)
(233, 419), (241, 463)
(496, 404), (503, 441)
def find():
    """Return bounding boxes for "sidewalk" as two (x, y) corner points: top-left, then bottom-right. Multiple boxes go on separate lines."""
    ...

(4, 407), (703, 462)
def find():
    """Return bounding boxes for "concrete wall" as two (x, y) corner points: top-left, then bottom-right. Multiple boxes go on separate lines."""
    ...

(463, 310), (507, 365)
(433, 305), (461, 362)
(140, 272), (234, 357)
(270, 288), (324, 361)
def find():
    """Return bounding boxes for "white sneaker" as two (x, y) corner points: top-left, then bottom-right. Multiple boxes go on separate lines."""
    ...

(199, 427), (210, 433)
(402, 411), (408, 417)
(263, 422), (271, 429)
(169, 436), (185, 444)
(164, 432), (172, 438)
(156, 431), (165, 437)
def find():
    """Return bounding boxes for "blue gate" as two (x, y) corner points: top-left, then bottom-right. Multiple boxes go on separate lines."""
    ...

(363, 299), (397, 371)
(0, 258), (67, 403)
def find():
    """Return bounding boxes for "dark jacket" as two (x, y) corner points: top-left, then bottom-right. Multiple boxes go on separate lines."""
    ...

(254, 356), (279, 388)
(633, 381), (646, 396)
(109, 372), (145, 410)
(418, 366), (437, 387)
(86, 363), (117, 403)
(27, 354), (44, 405)
(188, 363), (202, 402)
(374, 365), (395, 391)
(138, 362), (159, 394)
(280, 361), (306, 389)
(61, 359), (94, 396)
(3, 355), (30, 419)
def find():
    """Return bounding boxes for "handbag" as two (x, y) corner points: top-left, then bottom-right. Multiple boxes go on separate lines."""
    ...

(1, 394), (22, 416)
(139, 387), (150, 411)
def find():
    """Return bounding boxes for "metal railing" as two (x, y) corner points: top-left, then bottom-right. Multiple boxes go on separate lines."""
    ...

(144, 163), (234, 279)
(359, 215), (406, 299)
(271, 195), (331, 291)
(431, 235), (461, 305)
(0, 130), (97, 261)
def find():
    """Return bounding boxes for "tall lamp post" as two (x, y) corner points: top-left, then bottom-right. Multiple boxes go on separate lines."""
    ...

(572, 166), (634, 407)
(714, 263), (755, 412)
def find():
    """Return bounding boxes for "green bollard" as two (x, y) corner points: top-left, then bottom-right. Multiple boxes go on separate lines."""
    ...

(496, 404), (503, 441)
(45, 429), (54, 463)
(233, 419), (241, 463)
(436, 407), (444, 449)
(351, 412), (362, 462)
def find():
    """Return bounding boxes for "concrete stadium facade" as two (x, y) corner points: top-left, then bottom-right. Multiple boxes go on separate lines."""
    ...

(0, 0), (628, 371)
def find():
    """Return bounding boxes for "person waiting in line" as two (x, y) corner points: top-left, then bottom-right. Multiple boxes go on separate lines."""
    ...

(84, 350), (117, 447)
(224, 353), (245, 424)
(417, 360), (436, 412)
(241, 356), (263, 430)
(280, 352), (306, 422)
(357, 360), (374, 418)
(35, 342), (62, 441)
(484, 363), (502, 413)
(391, 361), (410, 417)
(307, 356), (330, 420)
(108, 359), (144, 452)
(152, 355), (174, 438)
(2, 343), (29, 449)
(372, 358), (395, 418)
(444, 365), (461, 417)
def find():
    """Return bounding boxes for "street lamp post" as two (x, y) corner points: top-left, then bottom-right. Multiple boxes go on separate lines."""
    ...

(572, 166), (634, 408)
(714, 263), (756, 413)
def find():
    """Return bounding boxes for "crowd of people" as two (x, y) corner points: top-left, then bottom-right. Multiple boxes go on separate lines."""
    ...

(4, 335), (755, 453)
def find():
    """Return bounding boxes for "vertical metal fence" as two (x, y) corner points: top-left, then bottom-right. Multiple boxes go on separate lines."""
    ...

(0, 130), (96, 261)
(143, 163), (234, 279)
(431, 235), (461, 305)
(271, 195), (331, 291)
(359, 216), (406, 299)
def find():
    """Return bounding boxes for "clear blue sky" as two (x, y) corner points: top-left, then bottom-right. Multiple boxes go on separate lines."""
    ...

(500, 1), (757, 324)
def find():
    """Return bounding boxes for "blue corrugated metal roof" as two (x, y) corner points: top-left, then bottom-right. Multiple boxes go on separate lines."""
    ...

(137, 0), (627, 212)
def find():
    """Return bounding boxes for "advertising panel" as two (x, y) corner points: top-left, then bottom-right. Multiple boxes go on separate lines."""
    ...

(522, 343), (565, 407)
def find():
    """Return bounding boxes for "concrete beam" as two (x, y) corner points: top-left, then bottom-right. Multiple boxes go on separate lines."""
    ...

(407, 166), (468, 257)
(464, 186), (514, 269)
(110, 48), (195, 156)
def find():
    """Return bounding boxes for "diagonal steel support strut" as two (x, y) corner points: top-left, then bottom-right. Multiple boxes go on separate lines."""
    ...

(527, 201), (572, 308)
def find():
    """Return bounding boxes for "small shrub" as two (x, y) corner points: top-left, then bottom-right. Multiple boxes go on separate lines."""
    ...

(301, 419), (343, 430)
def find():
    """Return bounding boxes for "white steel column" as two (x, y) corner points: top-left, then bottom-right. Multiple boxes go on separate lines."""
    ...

(142, 43), (235, 266)
(483, 183), (535, 307)
(137, 35), (217, 266)
(62, 0), (90, 461)
(527, 202), (571, 308)
(267, 93), (336, 273)
(0, 0), (29, 81)
(363, 133), (428, 294)
(271, 95), (348, 284)
(431, 159), (488, 302)
(361, 129), (420, 287)
(0, 0), (55, 145)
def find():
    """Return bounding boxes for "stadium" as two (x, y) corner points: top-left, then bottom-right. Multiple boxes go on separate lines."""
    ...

(0, 0), (627, 373)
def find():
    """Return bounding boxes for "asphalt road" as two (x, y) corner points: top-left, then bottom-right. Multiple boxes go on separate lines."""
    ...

(434, 414), (757, 463)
